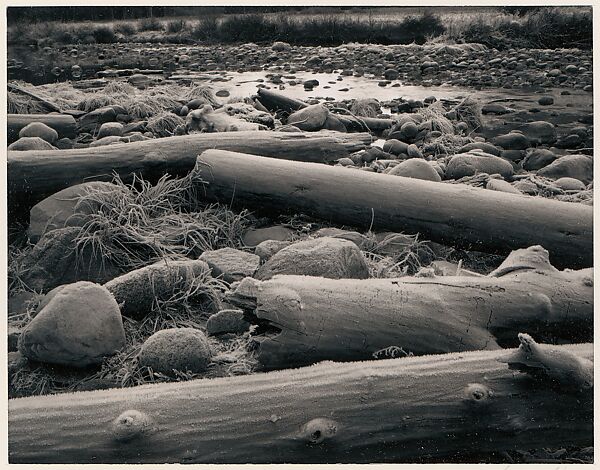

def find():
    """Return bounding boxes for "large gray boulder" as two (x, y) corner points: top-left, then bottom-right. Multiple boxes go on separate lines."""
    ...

(287, 104), (329, 131)
(255, 237), (369, 280)
(18, 281), (125, 367)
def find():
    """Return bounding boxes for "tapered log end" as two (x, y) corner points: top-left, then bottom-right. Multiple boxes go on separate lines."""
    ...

(499, 333), (594, 392)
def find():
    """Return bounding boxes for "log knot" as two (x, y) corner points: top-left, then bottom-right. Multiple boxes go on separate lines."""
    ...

(300, 418), (339, 445)
(111, 409), (154, 443)
(463, 383), (493, 405)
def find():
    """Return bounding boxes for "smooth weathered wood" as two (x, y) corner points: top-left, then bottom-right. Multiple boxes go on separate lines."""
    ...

(8, 343), (592, 464)
(7, 114), (77, 143)
(256, 88), (394, 132)
(8, 131), (371, 218)
(228, 246), (593, 370)
(196, 150), (592, 268)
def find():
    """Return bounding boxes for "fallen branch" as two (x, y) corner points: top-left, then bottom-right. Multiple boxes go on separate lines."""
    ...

(195, 150), (592, 268)
(8, 340), (592, 463)
(8, 83), (62, 113)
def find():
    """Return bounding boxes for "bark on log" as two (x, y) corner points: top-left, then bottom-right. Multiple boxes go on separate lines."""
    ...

(8, 131), (371, 219)
(196, 150), (592, 268)
(228, 246), (593, 370)
(256, 88), (394, 132)
(7, 114), (77, 143)
(8, 342), (592, 464)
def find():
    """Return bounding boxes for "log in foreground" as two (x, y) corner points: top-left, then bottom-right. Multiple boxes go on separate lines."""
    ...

(228, 246), (593, 370)
(8, 113), (77, 143)
(8, 340), (592, 464)
(196, 150), (592, 268)
(8, 130), (371, 218)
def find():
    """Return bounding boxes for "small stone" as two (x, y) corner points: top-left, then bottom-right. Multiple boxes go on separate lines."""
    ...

(255, 240), (292, 262)
(242, 226), (295, 247)
(553, 177), (586, 191)
(522, 149), (558, 171)
(313, 227), (366, 247)
(97, 122), (124, 139)
(538, 96), (554, 106)
(207, 309), (250, 336)
(492, 133), (530, 150)
(382, 139), (408, 156)
(138, 328), (211, 375)
(388, 159), (441, 182)
(199, 248), (260, 283)
(18, 122), (58, 143)
(215, 89), (230, 97)
(287, 104), (328, 131)
(19, 281), (125, 367)
(256, 237), (369, 280)
(406, 144), (423, 159)
(486, 178), (522, 194)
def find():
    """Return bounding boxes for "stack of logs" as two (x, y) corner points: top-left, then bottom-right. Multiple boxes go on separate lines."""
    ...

(7, 91), (593, 464)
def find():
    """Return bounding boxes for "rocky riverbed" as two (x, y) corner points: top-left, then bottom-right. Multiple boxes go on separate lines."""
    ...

(7, 39), (593, 464)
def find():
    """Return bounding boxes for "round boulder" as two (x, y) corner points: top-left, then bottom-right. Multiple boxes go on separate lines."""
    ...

(138, 328), (212, 375)
(553, 177), (586, 191)
(537, 154), (593, 185)
(18, 281), (125, 367)
(446, 153), (514, 180)
(8, 137), (57, 151)
(255, 237), (369, 280)
(18, 122), (59, 144)
(388, 159), (441, 182)
(522, 149), (558, 171)
(97, 122), (124, 139)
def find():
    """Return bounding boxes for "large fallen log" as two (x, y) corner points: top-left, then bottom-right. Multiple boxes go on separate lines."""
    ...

(256, 88), (394, 132)
(8, 131), (371, 218)
(7, 114), (77, 143)
(8, 338), (592, 464)
(228, 246), (593, 370)
(196, 150), (592, 268)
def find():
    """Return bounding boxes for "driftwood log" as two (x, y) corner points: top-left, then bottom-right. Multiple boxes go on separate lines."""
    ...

(228, 246), (593, 370)
(8, 131), (371, 218)
(196, 150), (592, 268)
(7, 114), (77, 143)
(8, 338), (592, 464)
(256, 88), (394, 132)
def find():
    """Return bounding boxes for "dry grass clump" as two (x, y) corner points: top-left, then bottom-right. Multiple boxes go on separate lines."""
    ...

(123, 96), (164, 118)
(77, 93), (123, 112)
(184, 85), (219, 107)
(361, 231), (436, 277)
(146, 112), (185, 137)
(417, 101), (454, 134)
(349, 99), (381, 118)
(8, 92), (46, 114)
(452, 96), (482, 131)
(8, 244), (35, 295)
(74, 172), (249, 272)
(423, 133), (474, 156)
(103, 81), (137, 95)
